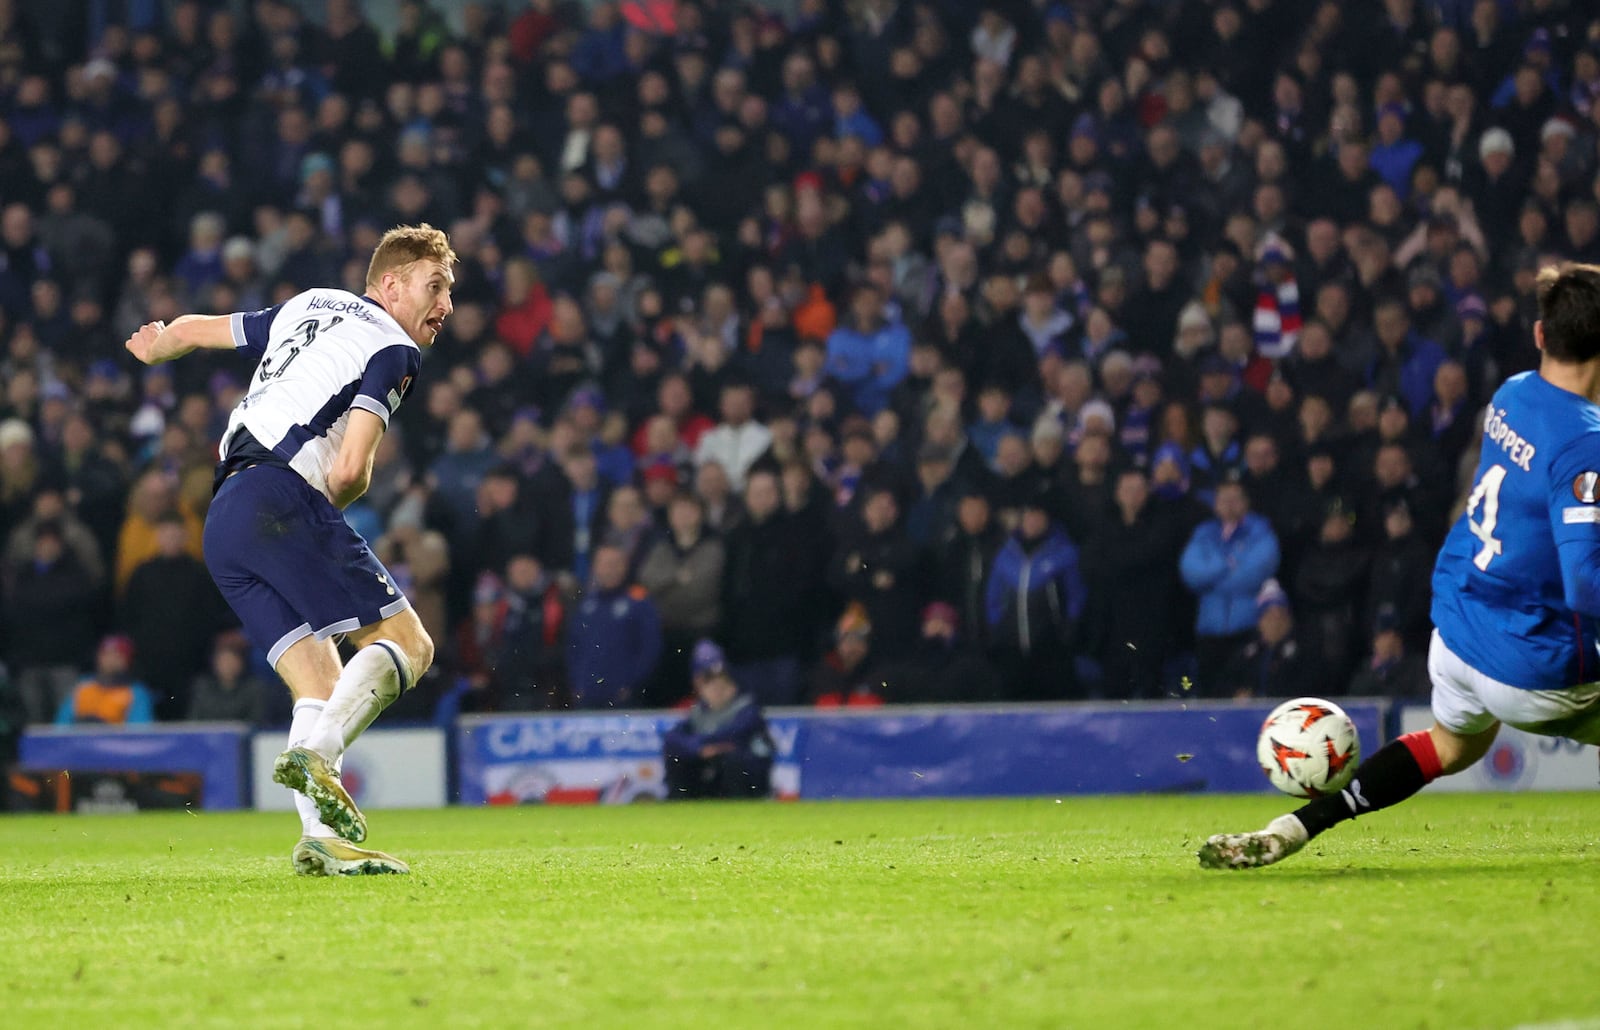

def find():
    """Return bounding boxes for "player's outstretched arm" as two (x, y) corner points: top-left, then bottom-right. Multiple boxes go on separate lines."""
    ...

(327, 408), (386, 509)
(124, 314), (235, 365)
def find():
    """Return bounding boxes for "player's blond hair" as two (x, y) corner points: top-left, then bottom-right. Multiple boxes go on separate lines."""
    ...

(365, 224), (457, 289)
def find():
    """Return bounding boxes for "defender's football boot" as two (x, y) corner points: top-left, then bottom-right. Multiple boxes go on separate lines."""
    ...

(1197, 814), (1310, 869)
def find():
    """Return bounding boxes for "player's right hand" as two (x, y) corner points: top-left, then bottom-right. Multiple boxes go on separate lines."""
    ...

(124, 320), (166, 364)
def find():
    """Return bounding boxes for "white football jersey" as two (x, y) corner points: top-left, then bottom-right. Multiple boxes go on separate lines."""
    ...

(221, 288), (421, 500)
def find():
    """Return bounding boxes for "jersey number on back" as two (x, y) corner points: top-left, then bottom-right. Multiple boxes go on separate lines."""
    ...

(1465, 463), (1507, 571)
(260, 315), (343, 381)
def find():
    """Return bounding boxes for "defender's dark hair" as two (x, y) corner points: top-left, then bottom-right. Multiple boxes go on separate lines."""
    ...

(1537, 263), (1600, 363)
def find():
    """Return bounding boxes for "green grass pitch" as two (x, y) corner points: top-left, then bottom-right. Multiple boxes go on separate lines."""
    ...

(2, 795), (1599, 1029)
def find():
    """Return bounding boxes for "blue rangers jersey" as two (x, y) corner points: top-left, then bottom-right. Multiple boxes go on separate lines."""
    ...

(219, 288), (421, 501)
(1433, 371), (1600, 690)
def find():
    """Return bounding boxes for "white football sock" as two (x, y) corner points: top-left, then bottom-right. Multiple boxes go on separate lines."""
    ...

(288, 698), (341, 839)
(302, 640), (409, 762)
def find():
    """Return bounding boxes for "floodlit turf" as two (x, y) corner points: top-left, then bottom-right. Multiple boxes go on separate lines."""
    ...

(2, 796), (1599, 1029)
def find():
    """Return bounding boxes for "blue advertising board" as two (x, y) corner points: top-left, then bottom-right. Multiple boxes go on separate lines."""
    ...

(20, 724), (251, 810)
(456, 702), (1388, 804)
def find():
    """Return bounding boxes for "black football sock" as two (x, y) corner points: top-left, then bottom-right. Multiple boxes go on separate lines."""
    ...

(1293, 730), (1443, 839)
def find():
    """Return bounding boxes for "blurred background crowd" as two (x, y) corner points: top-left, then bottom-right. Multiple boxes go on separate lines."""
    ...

(0, 0), (1597, 739)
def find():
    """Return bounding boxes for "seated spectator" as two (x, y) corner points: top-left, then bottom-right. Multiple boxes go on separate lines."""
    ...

(1347, 610), (1429, 696)
(986, 498), (1086, 700)
(883, 601), (1002, 703)
(56, 635), (156, 726)
(1220, 579), (1312, 700)
(663, 640), (773, 800)
(187, 631), (268, 724)
(1180, 479), (1281, 693)
(566, 544), (661, 709)
(810, 603), (885, 707)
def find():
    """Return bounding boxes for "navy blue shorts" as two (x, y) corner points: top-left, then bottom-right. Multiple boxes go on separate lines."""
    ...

(204, 465), (410, 667)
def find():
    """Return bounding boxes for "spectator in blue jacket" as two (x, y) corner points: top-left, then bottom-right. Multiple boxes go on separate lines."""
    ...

(985, 499), (1087, 700)
(1180, 479), (1282, 693)
(1368, 104), (1424, 199)
(566, 544), (662, 709)
(771, 52), (831, 154)
(825, 283), (911, 416)
(1367, 298), (1446, 417)
(570, 2), (629, 85)
(662, 640), (774, 799)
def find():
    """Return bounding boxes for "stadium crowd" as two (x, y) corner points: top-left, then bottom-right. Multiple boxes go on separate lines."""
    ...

(0, 0), (1598, 740)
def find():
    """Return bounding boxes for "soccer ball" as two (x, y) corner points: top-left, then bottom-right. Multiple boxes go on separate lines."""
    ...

(1256, 697), (1360, 798)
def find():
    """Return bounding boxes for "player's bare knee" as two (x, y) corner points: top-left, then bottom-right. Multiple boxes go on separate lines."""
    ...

(409, 631), (435, 681)
(1430, 723), (1497, 775)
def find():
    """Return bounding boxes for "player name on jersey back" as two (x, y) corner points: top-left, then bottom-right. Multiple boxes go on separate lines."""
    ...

(305, 294), (388, 323)
(1482, 405), (1536, 471)
(1433, 371), (1600, 692)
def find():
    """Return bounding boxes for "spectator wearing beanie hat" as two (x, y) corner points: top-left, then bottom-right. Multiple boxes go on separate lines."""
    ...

(1218, 578), (1312, 699)
(881, 600), (1002, 703)
(56, 635), (156, 726)
(810, 602), (885, 707)
(662, 639), (774, 799)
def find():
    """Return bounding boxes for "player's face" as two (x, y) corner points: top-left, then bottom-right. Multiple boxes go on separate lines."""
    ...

(386, 260), (454, 346)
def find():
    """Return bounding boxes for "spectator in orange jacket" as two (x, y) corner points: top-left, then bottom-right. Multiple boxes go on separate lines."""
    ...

(56, 636), (156, 725)
(114, 470), (204, 595)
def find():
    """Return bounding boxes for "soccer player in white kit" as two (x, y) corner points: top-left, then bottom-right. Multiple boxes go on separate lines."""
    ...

(124, 225), (455, 875)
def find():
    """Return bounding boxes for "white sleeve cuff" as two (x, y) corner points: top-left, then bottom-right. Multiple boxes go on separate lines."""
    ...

(350, 394), (392, 426)
(230, 312), (248, 350)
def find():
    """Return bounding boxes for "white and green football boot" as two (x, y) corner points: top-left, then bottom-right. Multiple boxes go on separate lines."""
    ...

(291, 836), (409, 876)
(272, 746), (367, 844)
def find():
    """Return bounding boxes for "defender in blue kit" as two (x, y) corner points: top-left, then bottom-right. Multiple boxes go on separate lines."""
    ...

(1201, 263), (1600, 869)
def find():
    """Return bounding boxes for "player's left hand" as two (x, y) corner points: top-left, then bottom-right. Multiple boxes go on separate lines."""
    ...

(125, 321), (167, 364)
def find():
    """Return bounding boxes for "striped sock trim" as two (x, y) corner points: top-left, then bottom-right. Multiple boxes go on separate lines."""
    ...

(372, 640), (411, 695)
(1398, 729), (1442, 781)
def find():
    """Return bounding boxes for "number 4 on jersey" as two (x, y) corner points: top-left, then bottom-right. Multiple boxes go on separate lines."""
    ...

(1466, 463), (1507, 571)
